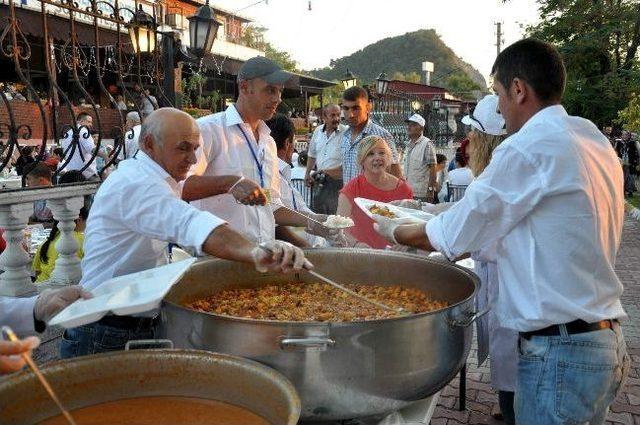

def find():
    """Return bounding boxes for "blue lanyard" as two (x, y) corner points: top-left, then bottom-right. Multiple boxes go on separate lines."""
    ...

(278, 169), (298, 211)
(237, 124), (264, 188)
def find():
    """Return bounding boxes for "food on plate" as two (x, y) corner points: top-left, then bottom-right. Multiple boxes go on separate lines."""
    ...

(323, 215), (354, 228)
(38, 397), (270, 425)
(186, 283), (448, 322)
(368, 204), (397, 218)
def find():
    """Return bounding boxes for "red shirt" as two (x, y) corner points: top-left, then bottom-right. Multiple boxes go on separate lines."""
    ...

(341, 174), (413, 249)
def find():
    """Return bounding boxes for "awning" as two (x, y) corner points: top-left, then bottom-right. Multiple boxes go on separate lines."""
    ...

(3, 5), (126, 47)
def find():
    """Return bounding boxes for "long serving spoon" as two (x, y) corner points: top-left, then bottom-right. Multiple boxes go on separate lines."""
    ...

(1, 326), (77, 425)
(258, 246), (409, 316)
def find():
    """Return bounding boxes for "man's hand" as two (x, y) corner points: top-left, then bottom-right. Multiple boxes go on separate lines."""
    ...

(0, 336), (40, 374)
(373, 216), (421, 245)
(304, 171), (315, 187)
(251, 241), (313, 273)
(305, 213), (346, 246)
(228, 176), (268, 206)
(35, 286), (92, 324)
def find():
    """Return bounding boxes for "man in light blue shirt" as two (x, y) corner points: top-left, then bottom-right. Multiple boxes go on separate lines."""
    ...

(340, 86), (401, 184)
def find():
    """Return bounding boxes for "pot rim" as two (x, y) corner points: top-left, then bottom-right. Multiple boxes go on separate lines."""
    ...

(163, 250), (480, 327)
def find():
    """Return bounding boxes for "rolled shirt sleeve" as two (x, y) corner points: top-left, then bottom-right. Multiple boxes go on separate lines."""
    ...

(0, 296), (37, 335)
(426, 144), (545, 260)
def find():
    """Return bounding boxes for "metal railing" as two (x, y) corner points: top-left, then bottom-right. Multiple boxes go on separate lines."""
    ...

(0, 0), (170, 180)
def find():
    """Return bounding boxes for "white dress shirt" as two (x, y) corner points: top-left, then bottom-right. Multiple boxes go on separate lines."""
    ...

(447, 167), (474, 186)
(80, 151), (225, 291)
(118, 125), (140, 160)
(191, 105), (281, 244)
(278, 158), (312, 214)
(0, 296), (37, 335)
(426, 105), (626, 331)
(59, 128), (98, 178)
(308, 123), (347, 170)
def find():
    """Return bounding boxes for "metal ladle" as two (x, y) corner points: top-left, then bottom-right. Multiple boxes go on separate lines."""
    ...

(1, 326), (77, 425)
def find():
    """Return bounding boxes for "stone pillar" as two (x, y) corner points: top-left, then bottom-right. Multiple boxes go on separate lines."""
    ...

(0, 203), (36, 296)
(48, 197), (84, 286)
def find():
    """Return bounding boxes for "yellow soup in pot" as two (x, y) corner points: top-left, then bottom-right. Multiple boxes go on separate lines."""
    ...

(38, 396), (271, 425)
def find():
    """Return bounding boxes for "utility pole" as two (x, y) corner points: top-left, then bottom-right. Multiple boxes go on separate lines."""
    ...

(495, 22), (503, 56)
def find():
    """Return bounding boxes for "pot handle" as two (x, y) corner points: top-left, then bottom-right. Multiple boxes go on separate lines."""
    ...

(279, 336), (336, 351)
(449, 306), (491, 327)
(125, 339), (174, 350)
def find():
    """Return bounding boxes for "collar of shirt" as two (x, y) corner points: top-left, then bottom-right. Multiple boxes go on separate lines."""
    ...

(224, 104), (272, 140)
(513, 104), (568, 139)
(322, 124), (344, 135)
(135, 150), (181, 196)
(347, 119), (375, 144)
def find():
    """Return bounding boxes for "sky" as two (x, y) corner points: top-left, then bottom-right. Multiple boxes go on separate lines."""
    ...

(213, 0), (541, 87)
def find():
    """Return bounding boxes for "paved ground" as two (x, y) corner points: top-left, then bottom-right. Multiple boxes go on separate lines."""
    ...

(30, 216), (640, 425)
(431, 216), (640, 425)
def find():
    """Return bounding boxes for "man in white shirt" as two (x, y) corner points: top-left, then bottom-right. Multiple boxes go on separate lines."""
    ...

(61, 108), (311, 359)
(266, 113), (333, 248)
(58, 112), (101, 180)
(305, 104), (347, 214)
(184, 56), (340, 245)
(402, 113), (437, 202)
(117, 111), (141, 161)
(0, 286), (90, 374)
(375, 39), (629, 424)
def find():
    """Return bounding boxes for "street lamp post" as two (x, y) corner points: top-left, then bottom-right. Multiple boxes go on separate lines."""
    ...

(341, 69), (357, 90)
(127, 5), (157, 55)
(152, 0), (222, 107)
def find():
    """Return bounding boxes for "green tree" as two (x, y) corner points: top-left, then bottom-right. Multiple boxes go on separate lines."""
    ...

(617, 93), (640, 132)
(445, 71), (482, 99)
(241, 25), (298, 72)
(523, 0), (640, 127)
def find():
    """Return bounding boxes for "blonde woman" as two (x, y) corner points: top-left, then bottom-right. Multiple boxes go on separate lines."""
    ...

(337, 135), (413, 248)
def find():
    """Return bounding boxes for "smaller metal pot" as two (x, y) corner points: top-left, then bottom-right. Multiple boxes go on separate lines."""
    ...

(0, 349), (301, 424)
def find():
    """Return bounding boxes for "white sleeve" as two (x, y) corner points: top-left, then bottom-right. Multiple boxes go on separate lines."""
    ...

(426, 145), (545, 260)
(308, 128), (319, 158)
(0, 296), (37, 336)
(119, 181), (226, 255)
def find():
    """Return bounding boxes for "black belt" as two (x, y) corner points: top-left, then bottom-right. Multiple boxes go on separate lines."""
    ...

(520, 319), (616, 340)
(98, 314), (159, 330)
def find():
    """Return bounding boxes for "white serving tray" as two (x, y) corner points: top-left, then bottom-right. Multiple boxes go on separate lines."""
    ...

(48, 258), (197, 329)
(354, 197), (435, 222)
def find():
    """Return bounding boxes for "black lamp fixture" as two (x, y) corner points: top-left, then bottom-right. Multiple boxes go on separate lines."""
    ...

(432, 95), (441, 110)
(127, 5), (157, 54)
(375, 71), (390, 96)
(187, 0), (223, 59)
(341, 69), (357, 90)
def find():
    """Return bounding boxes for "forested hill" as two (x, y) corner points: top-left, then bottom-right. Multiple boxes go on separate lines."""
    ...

(310, 29), (486, 90)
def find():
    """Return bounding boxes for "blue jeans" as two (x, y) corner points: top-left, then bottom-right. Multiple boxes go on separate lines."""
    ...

(60, 321), (156, 359)
(515, 323), (629, 425)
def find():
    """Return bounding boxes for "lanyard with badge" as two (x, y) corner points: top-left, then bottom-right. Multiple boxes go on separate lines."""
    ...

(237, 124), (272, 202)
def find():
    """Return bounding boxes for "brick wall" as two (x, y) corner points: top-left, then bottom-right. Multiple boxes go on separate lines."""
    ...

(0, 100), (125, 142)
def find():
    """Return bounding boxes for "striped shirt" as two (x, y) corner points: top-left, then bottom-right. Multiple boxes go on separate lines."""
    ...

(341, 119), (399, 183)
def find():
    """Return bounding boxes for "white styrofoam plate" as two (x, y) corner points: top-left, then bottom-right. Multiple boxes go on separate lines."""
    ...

(354, 197), (434, 223)
(48, 258), (197, 329)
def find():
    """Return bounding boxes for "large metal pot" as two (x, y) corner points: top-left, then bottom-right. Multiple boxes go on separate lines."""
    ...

(161, 249), (480, 422)
(0, 349), (300, 424)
